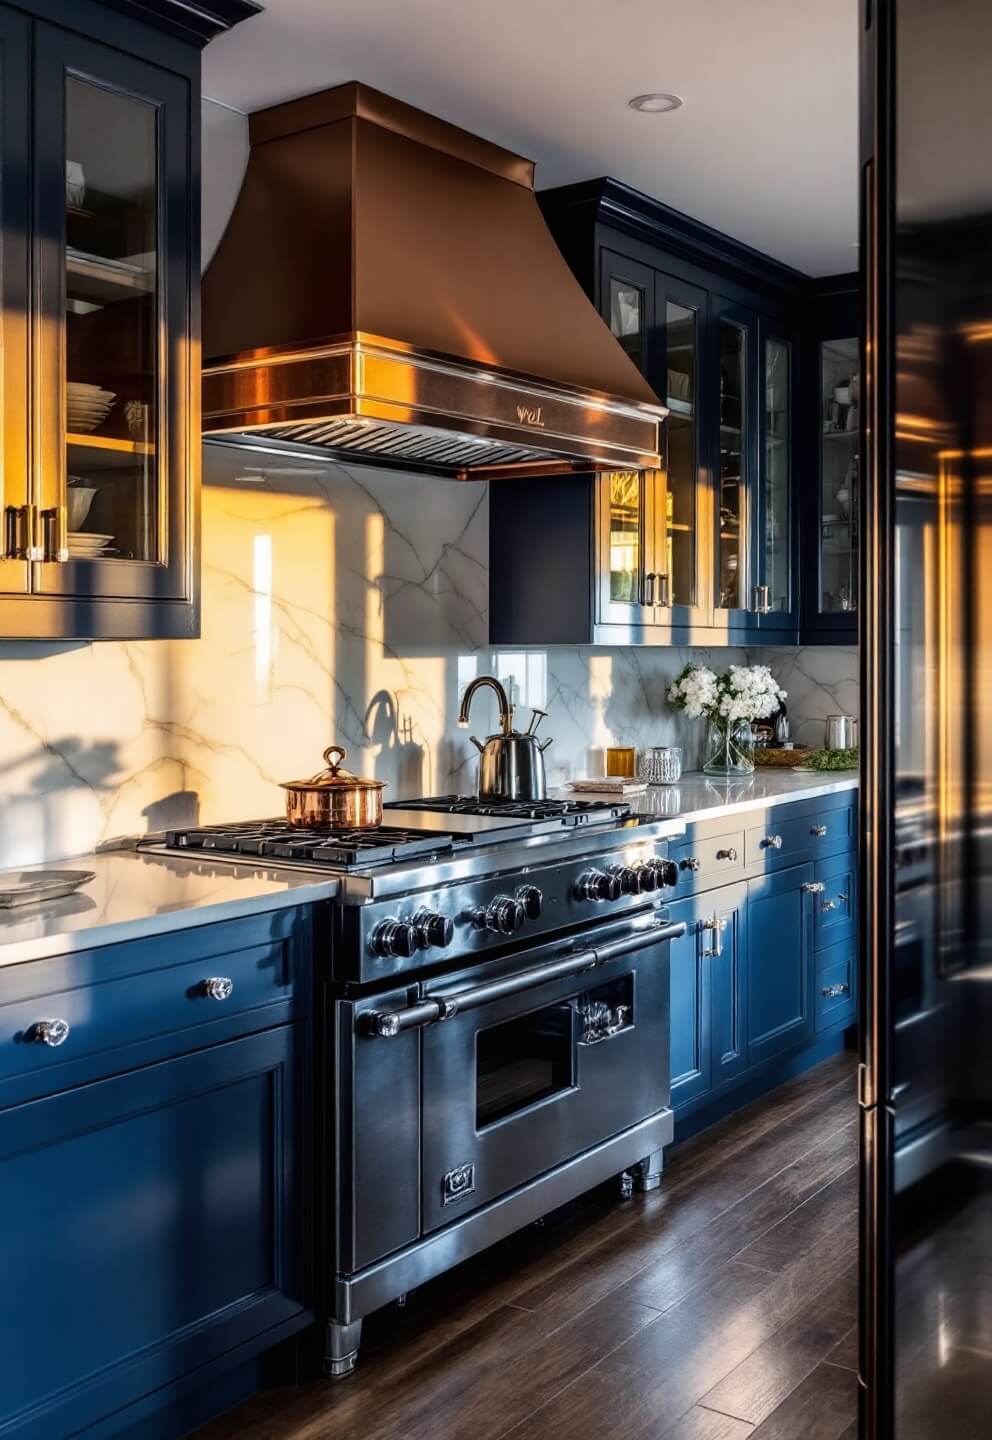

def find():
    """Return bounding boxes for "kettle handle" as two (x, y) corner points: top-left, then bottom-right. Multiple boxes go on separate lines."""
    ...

(538, 737), (553, 752)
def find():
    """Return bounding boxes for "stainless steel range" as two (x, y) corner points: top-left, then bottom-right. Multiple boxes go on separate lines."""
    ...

(155, 794), (687, 1378)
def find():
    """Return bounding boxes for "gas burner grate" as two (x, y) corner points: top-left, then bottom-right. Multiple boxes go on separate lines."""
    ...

(385, 795), (630, 824)
(163, 819), (459, 868)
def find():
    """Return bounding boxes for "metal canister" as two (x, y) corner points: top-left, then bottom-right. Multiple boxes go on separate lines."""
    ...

(825, 715), (857, 750)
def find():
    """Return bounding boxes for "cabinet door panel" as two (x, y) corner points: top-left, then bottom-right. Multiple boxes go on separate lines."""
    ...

(753, 324), (799, 632)
(669, 894), (711, 1108)
(709, 883), (749, 1086)
(0, 6), (30, 597)
(711, 295), (759, 632)
(32, 24), (194, 606)
(0, 1027), (308, 1440)
(747, 863), (814, 1063)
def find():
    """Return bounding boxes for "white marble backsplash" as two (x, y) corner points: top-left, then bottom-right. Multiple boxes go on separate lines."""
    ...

(0, 444), (858, 868)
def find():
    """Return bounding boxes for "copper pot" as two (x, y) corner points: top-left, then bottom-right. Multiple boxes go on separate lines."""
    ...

(281, 745), (386, 829)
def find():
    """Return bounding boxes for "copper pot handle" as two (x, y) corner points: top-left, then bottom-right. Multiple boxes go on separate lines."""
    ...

(315, 744), (347, 779)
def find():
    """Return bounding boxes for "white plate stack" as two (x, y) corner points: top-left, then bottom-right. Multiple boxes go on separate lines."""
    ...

(67, 532), (115, 560)
(67, 382), (116, 434)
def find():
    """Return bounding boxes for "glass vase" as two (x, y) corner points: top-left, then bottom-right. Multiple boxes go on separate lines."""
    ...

(702, 719), (755, 776)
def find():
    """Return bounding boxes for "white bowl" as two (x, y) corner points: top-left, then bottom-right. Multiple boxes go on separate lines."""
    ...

(67, 488), (98, 529)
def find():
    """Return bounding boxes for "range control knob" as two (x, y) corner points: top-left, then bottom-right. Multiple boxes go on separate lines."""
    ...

(480, 895), (526, 935)
(413, 909), (454, 950)
(370, 919), (423, 959)
(611, 865), (642, 896)
(632, 862), (659, 893)
(578, 869), (623, 903)
(646, 858), (679, 890)
(516, 885), (544, 920)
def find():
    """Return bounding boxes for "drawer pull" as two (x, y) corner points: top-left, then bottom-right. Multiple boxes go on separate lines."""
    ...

(762, 834), (784, 850)
(202, 976), (235, 1001)
(811, 824), (828, 837)
(801, 881), (826, 895)
(716, 847), (738, 862)
(822, 982), (849, 999)
(681, 856), (701, 873)
(821, 892), (849, 913)
(29, 1017), (70, 1047)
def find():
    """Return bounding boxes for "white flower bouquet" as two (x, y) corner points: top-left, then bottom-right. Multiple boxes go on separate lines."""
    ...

(668, 663), (786, 774)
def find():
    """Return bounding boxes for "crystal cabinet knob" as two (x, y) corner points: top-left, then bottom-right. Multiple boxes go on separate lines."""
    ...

(481, 896), (526, 935)
(680, 856), (701, 873)
(716, 847), (739, 862)
(414, 910), (454, 950)
(371, 919), (423, 959)
(202, 976), (234, 1001)
(516, 885), (544, 920)
(29, 1017), (70, 1047)
(811, 824), (828, 837)
(762, 835), (783, 850)
(577, 869), (623, 903)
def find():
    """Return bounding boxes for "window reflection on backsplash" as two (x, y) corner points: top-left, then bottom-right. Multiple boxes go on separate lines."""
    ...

(0, 443), (858, 868)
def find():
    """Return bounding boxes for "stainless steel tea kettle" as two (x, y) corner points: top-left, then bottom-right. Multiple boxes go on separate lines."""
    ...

(458, 676), (553, 802)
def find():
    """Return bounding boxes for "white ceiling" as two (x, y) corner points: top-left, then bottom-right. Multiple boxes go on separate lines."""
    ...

(202, 0), (859, 277)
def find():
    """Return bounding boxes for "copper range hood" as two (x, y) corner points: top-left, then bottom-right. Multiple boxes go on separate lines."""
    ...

(201, 83), (665, 480)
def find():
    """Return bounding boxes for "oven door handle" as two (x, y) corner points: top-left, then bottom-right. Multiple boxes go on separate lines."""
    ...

(362, 918), (687, 1037)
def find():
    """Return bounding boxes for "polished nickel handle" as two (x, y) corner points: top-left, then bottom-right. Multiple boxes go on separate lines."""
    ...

(822, 982), (849, 999)
(801, 881), (826, 894)
(811, 824), (828, 837)
(19, 503), (43, 562)
(657, 573), (671, 608)
(43, 504), (68, 562)
(202, 976), (234, 1001)
(821, 892), (849, 913)
(700, 915), (728, 958)
(762, 834), (783, 850)
(752, 584), (771, 613)
(643, 571), (657, 606)
(29, 1017), (71, 1047)
(363, 919), (688, 1037)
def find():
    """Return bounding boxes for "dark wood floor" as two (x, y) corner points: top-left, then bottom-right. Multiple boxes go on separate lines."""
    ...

(194, 1052), (859, 1440)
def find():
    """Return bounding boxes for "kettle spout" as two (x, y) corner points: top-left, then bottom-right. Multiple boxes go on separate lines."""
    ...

(469, 735), (485, 754)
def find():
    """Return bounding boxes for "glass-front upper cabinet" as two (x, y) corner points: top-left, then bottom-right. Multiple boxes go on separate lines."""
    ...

(0, 8), (30, 603)
(752, 329), (798, 631)
(30, 24), (197, 636)
(713, 300), (755, 629)
(819, 336), (859, 619)
(655, 273), (708, 630)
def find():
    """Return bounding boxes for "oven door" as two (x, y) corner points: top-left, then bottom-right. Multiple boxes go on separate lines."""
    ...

(403, 912), (680, 1232)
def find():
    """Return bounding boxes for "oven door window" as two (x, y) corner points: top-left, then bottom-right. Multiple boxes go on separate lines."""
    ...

(476, 1003), (575, 1130)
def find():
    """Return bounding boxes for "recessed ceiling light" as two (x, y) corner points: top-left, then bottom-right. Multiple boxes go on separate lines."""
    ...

(628, 92), (683, 114)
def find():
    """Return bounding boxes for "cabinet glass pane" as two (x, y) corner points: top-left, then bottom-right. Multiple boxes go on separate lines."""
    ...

(718, 322), (746, 609)
(609, 278), (645, 371)
(820, 337), (859, 614)
(607, 471), (642, 604)
(64, 77), (159, 563)
(664, 300), (697, 607)
(762, 337), (790, 611)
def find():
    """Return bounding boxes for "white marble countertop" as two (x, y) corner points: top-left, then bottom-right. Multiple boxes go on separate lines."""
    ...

(0, 770), (857, 969)
(561, 768), (859, 825)
(0, 850), (339, 969)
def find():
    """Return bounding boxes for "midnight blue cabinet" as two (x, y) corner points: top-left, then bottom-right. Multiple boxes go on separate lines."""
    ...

(747, 862), (816, 1064)
(669, 882), (747, 1110)
(0, 904), (314, 1440)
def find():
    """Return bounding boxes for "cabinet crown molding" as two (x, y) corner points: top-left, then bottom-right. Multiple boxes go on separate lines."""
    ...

(101, 0), (262, 47)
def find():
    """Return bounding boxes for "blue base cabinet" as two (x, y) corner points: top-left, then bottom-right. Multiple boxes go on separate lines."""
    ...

(0, 906), (314, 1440)
(668, 790), (857, 1134)
(746, 862), (815, 1065)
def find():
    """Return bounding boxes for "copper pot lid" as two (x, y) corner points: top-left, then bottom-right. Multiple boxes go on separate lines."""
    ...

(280, 745), (386, 793)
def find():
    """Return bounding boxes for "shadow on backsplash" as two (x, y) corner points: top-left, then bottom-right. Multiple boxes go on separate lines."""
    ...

(0, 443), (858, 868)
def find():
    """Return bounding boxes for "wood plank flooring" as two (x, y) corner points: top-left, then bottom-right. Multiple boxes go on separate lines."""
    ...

(193, 1053), (859, 1440)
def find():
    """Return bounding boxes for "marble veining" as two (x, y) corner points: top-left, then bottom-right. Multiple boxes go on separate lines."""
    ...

(0, 442), (858, 869)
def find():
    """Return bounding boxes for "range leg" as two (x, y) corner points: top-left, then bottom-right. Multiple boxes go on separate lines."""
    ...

(323, 1318), (363, 1380)
(629, 1147), (664, 1192)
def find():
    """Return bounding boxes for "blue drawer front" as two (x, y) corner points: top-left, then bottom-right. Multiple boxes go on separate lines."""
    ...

(745, 802), (854, 871)
(813, 851), (857, 951)
(669, 830), (745, 896)
(0, 910), (307, 1097)
(816, 939), (857, 1031)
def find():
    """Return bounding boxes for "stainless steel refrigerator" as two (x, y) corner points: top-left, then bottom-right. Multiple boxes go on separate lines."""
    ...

(861, 1), (992, 1433)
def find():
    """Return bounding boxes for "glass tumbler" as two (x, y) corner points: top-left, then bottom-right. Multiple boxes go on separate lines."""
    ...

(638, 745), (683, 785)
